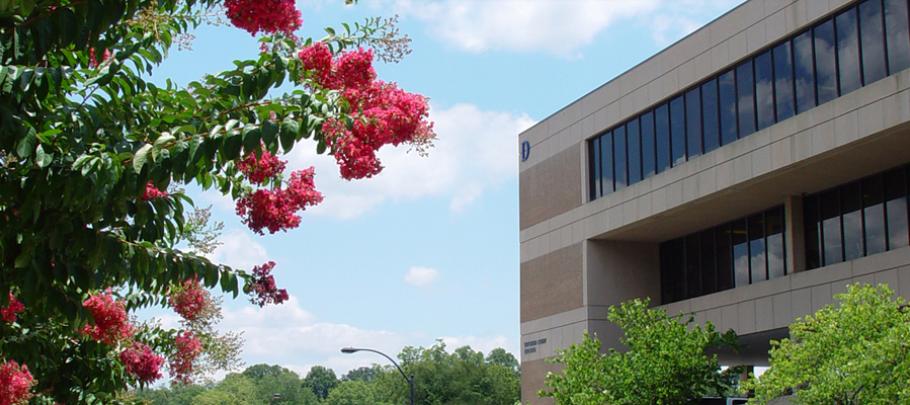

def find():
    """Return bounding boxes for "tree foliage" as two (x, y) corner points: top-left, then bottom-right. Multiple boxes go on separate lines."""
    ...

(743, 283), (910, 404)
(0, 0), (431, 402)
(541, 298), (736, 405)
(302, 364), (338, 400)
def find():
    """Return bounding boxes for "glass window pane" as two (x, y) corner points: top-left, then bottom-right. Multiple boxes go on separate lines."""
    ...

(864, 175), (887, 255)
(736, 60), (757, 137)
(821, 188), (844, 266)
(600, 132), (613, 196)
(717, 225), (733, 291)
(774, 42), (796, 121)
(591, 138), (601, 199)
(627, 119), (642, 184)
(861, 0), (888, 84)
(719, 70), (738, 145)
(886, 0), (910, 73)
(660, 243), (676, 303)
(670, 96), (686, 166)
(794, 31), (817, 113)
(614, 127), (627, 191)
(655, 104), (671, 173)
(749, 214), (767, 283)
(641, 111), (656, 178)
(837, 8), (863, 94)
(686, 235), (702, 298)
(733, 219), (750, 286)
(805, 195), (822, 270)
(662, 239), (686, 303)
(815, 20), (839, 104)
(842, 181), (864, 261)
(755, 50), (776, 130)
(886, 168), (909, 249)
(701, 80), (720, 153)
(766, 207), (786, 279)
(686, 88), (702, 158)
(700, 229), (717, 295)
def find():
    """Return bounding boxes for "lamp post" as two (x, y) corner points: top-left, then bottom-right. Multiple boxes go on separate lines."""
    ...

(341, 347), (414, 405)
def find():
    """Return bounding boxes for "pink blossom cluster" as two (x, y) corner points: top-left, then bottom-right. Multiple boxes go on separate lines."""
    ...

(169, 331), (203, 384)
(225, 0), (302, 36)
(119, 342), (164, 384)
(142, 182), (169, 200)
(236, 149), (287, 185)
(235, 167), (323, 235)
(0, 361), (34, 405)
(249, 261), (289, 307)
(297, 43), (434, 180)
(168, 279), (209, 322)
(1, 293), (24, 323)
(88, 47), (111, 68)
(81, 290), (133, 345)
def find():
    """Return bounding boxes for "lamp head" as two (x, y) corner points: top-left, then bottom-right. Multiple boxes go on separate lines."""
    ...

(341, 347), (359, 354)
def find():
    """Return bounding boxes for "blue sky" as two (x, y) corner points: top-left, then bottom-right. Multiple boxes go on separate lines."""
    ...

(148, 0), (744, 378)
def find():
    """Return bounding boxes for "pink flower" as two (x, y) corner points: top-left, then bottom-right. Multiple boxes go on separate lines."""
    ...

(81, 290), (133, 345)
(168, 279), (209, 322)
(237, 149), (287, 185)
(332, 48), (376, 90)
(142, 182), (169, 200)
(235, 167), (323, 234)
(298, 42), (334, 86)
(88, 48), (111, 68)
(119, 343), (164, 384)
(1, 293), (24, 323)
(249, 261), (289, 307)
(0, 360), (34, 405)
(170, 331), (203, 384)
(225, 0), (302, 36)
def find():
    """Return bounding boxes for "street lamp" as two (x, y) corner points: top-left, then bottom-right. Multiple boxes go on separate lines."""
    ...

(341, 347), (415, 405)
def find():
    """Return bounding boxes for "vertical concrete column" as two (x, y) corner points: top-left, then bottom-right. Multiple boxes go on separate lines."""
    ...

(785, 195), (806, 273)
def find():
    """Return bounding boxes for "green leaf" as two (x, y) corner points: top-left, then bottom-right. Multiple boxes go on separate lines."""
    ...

(154, 132), (176, 148)
(280, 119), (299, 152)
(15, 127), (37, 158)
(35, 144), (52, 168)
(133, 144), (153, 173)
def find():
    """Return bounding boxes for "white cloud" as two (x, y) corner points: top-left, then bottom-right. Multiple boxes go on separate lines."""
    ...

(287, 103), (535, 219)
(404, 266), (440, 287)
(207, 229), (269, 270)
(647, 0), (745, 46)
(216, 296), (516, 376)
(395, 0), (660, 56)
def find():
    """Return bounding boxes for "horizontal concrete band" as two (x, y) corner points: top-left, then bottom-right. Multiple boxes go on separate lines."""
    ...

(520, 71), (910, 264)
(519, 0), (853, 173)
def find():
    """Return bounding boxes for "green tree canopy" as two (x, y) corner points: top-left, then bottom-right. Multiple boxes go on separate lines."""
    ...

(541, 298), (736, 405)
(303, 364), (339, 400)
(744, 283), (910, 404)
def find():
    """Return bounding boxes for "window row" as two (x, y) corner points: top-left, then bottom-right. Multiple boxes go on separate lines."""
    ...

(590, 0), (910, 201)
(805, 165), (910, 269)
(660, 207), (787, 304)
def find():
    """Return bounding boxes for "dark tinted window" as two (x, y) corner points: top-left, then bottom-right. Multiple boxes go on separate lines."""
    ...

(805, 195), (822, 269)
(842, 181), (864, 260)
(774, 42), (796, 121)
(719, 70), (738, 145)
(601, 132), (614, 196)
(641, 111), (656, 178)
(766, 207), (786, 279)
(864, 175), (886, 255)
(821, 189), (843, 265)
(614, 126), (627, 191)
(736, 60), (757, 137)
(670, 96), (687, 166)
(716, 225), (733, 291)
(700, 229), (717, 294)
(815, 20), (839, 103)
(886, 168), (909, 249)
(655, 104), (671, 173)
(591, 138), (601, 200)
(627, 119), (642, 184)
(837, 8), (863, 94)
(861, 0), (888, 84)
(686, 88), (702, 158)
(794, 31), (817, 112)
(733, 219), (750, 286)
(755, 50), (776, 130)
(749, 214), (767, 283)
(701, 80), (720, 153)
(686, 235), (702, 297)
(886, 0), (910, 73)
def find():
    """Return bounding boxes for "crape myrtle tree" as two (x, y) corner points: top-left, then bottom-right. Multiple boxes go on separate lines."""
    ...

(743, 283), (910, 404)
(540, 298), (738, 405)
(0, 0), (433, 403)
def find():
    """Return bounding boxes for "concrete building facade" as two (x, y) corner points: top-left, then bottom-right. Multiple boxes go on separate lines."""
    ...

(518, 0), (910, 402)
